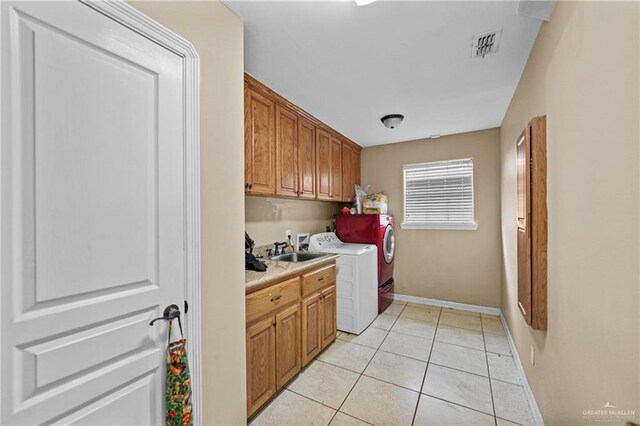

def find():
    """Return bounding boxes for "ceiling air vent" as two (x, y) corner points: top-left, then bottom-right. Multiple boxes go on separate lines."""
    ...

(472, 29), (502, 58)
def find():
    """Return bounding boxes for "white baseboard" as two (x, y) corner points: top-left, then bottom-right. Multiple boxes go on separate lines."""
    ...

(499, 313), (545, 426)
(393, 293), (502, 316)
(393, 293), (544, 425)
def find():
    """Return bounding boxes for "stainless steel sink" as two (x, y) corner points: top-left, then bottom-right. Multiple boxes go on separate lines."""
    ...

(269, 252), (327, 262)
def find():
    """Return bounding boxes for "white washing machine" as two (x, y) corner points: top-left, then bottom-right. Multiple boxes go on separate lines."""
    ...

(309, 232), (378, 334)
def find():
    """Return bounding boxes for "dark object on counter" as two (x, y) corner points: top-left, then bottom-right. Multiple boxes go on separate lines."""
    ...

(245, 232), (255, 254)
(246, 252), (267, 272)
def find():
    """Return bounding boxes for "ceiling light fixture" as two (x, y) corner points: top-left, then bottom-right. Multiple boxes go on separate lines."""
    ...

(381, 114), (404, 129)
(355, 0), (376, 6)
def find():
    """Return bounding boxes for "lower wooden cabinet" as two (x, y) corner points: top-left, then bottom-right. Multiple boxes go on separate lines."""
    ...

(246, 262), (337, 418)
(301, 292), (323, 366)
(275, 304), (301, 388)
(321, 286), (337, 348)
(246, 317), (276, 417)
(301, 284), (336, 367)
(247, 306), (301, 417)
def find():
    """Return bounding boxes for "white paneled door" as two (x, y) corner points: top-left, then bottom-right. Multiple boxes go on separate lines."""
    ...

(1, 1), (192, 424)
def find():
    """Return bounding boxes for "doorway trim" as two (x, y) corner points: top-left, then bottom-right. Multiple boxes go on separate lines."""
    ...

(79, 1), (202, 422)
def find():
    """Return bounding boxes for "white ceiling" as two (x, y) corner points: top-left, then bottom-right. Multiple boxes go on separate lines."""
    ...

(224, 1), (543, 147)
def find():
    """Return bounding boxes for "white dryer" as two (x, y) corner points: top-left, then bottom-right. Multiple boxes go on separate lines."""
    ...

(309, 232), (378, 334)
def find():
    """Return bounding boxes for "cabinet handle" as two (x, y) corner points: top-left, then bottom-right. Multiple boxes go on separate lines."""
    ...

(317, 277), (324, 281)
(249, 183), (253, 189)
(271, 295), (282, 302)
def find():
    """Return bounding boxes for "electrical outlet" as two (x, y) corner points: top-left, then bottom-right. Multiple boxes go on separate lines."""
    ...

(530, 345), (535, 366)
(285, 230), (292, 240)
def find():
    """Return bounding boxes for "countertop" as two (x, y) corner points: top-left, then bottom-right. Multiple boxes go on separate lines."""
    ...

(245, 253), (339, 292)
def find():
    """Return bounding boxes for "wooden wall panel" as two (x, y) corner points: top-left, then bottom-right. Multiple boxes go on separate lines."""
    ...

(516, 116), (547, 330)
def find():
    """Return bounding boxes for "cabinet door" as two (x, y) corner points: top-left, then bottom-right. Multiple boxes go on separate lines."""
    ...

(275, 105), (298, 197)
(320, 285), (337, 349)
(330, 137), (342, 201)
(246, 317), (276, 417)
(298, 118), (316, 199)
(275, 303), (301, 388)
(517, 226), (531, 324)
(301, 292), (323, 366)
(316, 128), (332, 201)
(245, 88), (275, 195)
(342, 144), (356, 202)
(353, 149), (361, 191)
(516, 128), (532, 325)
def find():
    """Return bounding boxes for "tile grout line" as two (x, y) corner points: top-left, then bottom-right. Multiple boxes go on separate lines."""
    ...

(480, 314), (499, 426)
(410, 305), (442, 425)
(326, 302), (404, 425)
(427, 361), (491, 380)
(421, 393), (502, 419)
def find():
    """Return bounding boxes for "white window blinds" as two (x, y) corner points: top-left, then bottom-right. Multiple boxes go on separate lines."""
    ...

(402, 158), (477, 230)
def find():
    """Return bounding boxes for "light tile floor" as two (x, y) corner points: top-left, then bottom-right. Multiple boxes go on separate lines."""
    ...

(250, 301), (536, 426)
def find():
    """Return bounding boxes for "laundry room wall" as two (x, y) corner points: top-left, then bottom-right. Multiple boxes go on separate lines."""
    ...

(245, 196), (342, 247)
(128, 1), (246, 423)
(361, 128), (502, 308)
(499, 1), (639, 423)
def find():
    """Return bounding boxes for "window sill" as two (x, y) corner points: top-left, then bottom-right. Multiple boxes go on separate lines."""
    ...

(400, 222), (478, 231)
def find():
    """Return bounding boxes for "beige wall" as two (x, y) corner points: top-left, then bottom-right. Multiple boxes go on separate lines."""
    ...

(361, 129), (502, 307)
(500, 2), (639, 424)
(128, 2), (246, 424)
(245, 196), (342, 247)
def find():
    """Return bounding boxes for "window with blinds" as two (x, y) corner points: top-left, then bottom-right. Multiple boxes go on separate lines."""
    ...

(402, 158), (477, 230)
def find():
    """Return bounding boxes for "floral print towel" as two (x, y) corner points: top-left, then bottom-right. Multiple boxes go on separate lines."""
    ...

(166, 338), (192, 426)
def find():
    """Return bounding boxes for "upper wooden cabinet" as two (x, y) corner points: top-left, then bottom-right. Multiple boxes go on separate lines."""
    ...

(330, 137), (342, 201)
(317, 134), (343, 201)
(341, 143), (361, 202)
(244, 74), (361, 202)
(275, 105), (298, 197)
(245, 87), (276, 195)
(517, 116), (547, 331)
(297, 118), (316, 199)
(316, 129), (332, 201)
